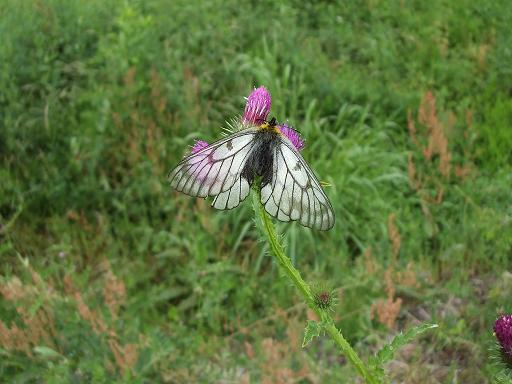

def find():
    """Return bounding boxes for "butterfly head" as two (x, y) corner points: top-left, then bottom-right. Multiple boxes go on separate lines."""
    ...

(257, 118), (305, 151)
(259, 116), (279, 133)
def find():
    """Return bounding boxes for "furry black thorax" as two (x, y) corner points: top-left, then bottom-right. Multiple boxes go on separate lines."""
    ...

(240, 126), (280, 188)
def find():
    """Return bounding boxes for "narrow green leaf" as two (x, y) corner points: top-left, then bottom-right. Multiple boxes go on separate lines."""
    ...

(375, 323), (438, 365)
(33, 346), (62, 359)
(302, 320), (322, 348)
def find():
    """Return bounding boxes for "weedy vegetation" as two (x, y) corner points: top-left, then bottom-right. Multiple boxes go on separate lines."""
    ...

(1, 0), (511, 382)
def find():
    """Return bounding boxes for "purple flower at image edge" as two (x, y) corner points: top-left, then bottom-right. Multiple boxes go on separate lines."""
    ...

(243, 86), (272, 124)
(279, 123), (305, 151)
(494, 314), (512, 361)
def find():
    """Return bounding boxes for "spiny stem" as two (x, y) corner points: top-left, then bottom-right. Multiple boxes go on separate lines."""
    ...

(252, 189), (378, 384)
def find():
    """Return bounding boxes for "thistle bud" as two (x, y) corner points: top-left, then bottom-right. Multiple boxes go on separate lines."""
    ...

(312, 283), (336, 311)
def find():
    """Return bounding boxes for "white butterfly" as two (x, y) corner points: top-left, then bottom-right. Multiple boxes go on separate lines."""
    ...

(168, 119), (335, 230)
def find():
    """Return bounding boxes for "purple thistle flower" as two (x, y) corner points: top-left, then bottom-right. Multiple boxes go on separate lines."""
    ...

(494, 314), (512, 358)
(279, 123), (305, 151)
(188, 139), (211, 181)
(243, 86), (271, 125)
(187, 87), (303, 184)
(191, 139), (209, 154)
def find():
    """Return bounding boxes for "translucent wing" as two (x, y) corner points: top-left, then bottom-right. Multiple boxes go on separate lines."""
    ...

(260, 136), (335, 230)
(168, 129), (256, 209)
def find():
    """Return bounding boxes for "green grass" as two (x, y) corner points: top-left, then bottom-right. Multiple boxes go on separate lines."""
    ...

(1, 0), (511, 382)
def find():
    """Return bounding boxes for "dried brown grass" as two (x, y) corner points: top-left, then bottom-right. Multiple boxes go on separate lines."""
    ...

(0, 269), (58, 356)
(408, 91), (451, 181)
(259, 336), (315, 384)
(370, 214), (419, 329)
(1, 261), (138, 376)
(407, 90), (475, 194)
(407, 90), (476, 250)
(371, 267), (403, 330)
(64, 260), (137, 375)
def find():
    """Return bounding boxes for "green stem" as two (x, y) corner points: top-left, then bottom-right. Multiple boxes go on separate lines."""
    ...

(252, 189), (378, 384)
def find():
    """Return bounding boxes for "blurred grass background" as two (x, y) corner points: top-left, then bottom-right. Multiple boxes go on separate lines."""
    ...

(1, 0), (511, 382)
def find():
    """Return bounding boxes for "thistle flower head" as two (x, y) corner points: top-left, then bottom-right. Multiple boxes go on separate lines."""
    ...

(494, 314), (512, 358)
(278, 123), (305, 151)
(191, 139), (209, 154)
(188, 139), (211, 181)
(243, 86), (271, 124)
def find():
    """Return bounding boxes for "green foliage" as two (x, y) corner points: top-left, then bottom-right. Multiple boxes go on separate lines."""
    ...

(489, 341), (512, 384)
(477, 95), (512, 168)
(374, 323), (439, 365)
(0, 0), (511, 382)
(369, 323), (439, 381)
(302, 320), (324, 348)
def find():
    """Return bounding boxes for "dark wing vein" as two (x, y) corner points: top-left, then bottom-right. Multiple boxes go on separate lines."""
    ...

(211, 140), (256, 210)
(281, 140), (334, 213)
(168, 130), (256, 199)
(168, 129), (255, 183)
(262, 137), (334, 230)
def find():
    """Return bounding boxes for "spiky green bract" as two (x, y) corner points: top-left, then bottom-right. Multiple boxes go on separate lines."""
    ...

(311, 282), (337, 311)
(490, 340), (512, 382)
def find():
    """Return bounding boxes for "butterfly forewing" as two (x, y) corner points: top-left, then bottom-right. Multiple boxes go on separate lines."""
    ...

(261, 136), (335, 230)
(168, 129), (257, 202)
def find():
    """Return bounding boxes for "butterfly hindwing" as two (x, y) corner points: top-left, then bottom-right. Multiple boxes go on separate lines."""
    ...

(212, 176), (251, 210)
(260, 136), (335, 230)
(168, 129), (256, 206)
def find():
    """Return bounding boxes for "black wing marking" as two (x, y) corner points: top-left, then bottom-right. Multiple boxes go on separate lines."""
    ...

(168, 129), (257, 202)
(260, 136), (335, 230)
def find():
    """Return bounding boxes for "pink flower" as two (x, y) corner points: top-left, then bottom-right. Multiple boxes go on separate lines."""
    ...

(191, 139), (209, 154)
(187, 87), (304, 185)
(188, 139), (211, 181)
(243, 86), (272, 124)
(278, 123), (305, 151)
(495, 314), (512, 357)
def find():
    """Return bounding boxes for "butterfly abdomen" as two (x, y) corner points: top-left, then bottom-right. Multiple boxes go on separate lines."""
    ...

(241, 129), (279, 188)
